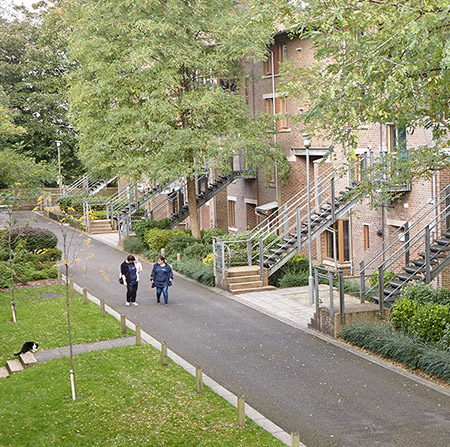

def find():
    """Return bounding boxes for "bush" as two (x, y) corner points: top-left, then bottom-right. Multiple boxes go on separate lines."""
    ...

(165, 235), (200, 256)
(369, 268), (396, 287)
(141, 249), (161, 263)
(203, 253), (214, 265)
(3, 227), (58, 252)
(201, 228), (227, 245)
(171, 259), (215, 286)
(400, 282), (450, 306)
(144, 229), (175, 251)
(339, 321), (450, 381)
(123, 237), (145, 254)
(183, 243), (211, 261)
(391, 297), (450, 343)
(35, 248), (62, 263)
(90, 210), (108, 220)
(58, 194), (109, 214)
(269, 254), (309, 287)
(279, 271), (309, 288)
(133, 219), (173, 241)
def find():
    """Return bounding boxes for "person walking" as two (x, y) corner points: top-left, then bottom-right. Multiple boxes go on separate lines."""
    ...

(121, 255), (139, 306)
(150, 255), (173, 306)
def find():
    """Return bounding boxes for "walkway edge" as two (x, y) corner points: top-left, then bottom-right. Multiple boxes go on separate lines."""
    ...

(68, 276), (297, 447)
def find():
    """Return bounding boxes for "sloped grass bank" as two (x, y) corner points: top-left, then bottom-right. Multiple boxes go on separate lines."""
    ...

(0, 285), (130, 364)
(0, 345), (284, 446)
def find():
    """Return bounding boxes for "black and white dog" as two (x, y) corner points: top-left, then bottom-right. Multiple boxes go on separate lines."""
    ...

(14, 342), (39, 356)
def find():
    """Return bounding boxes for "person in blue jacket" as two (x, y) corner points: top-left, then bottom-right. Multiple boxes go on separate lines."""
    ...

(150, 255), (173, 305)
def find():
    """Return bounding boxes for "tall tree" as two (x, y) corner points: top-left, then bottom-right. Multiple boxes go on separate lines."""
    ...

(257, 0), (450, 195)
(0, 7), (81, 184)
(57, 0), (289, 238)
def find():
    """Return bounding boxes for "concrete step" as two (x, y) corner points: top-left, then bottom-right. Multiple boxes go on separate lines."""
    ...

(226, 275), (261, 284)
(0, 366), (10, 379)
(229, 280), (264, 291)
(225, 266), (261, 278)
(230, 285), (277, 295)
(19, 352), (37, 368)
(6, 359), (24, 374)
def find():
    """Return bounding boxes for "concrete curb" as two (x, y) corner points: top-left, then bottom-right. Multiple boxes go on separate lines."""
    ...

(69, 277), (298, 446)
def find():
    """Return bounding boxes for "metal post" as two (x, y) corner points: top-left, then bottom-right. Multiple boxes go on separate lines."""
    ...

(359, 260), (365, 304)
(329, 270), (334, 321)
(247, 239), (252, 266)
(259, 236), (264, 279)
(314, 267), (320, 320)
(212, 238), (217, 278)
(338, 271), (345, 325)
(378, 265), (385, 317)
(221, 240), (226, 283)
(425, 225), (431, 284)
(296, 206), (301, 251)
(306, 146), (314, 304)
(284, 203), (288, 234)
(445, 186), (450, 230)
(404, 222), (410, 266)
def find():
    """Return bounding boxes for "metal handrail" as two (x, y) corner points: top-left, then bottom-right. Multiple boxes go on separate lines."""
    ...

(363, 186), (449, 274)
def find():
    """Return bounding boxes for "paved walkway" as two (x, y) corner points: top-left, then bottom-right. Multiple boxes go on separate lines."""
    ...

(20, 213), (450, 447)
(34, 337), (136, 363)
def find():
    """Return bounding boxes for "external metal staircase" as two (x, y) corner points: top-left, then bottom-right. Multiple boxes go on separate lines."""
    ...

(361, 185), (450, 304)
(214, 155), (369, 289)
(64, 175), (118, 196)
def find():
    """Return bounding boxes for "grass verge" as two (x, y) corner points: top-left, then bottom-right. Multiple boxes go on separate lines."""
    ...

(0, 285), (131, 364)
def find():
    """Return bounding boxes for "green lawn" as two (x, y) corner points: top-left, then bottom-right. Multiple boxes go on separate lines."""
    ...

(0, 285), (131, 364)
(0, 286), (285, 446)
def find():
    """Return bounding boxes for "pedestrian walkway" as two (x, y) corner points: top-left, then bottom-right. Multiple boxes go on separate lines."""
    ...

(34, 337), (136, 363)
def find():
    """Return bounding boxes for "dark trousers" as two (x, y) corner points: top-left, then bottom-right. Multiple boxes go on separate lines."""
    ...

(126, 283), (138, 303)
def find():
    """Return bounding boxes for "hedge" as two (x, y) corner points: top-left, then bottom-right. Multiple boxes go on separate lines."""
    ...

(171, 259), (215, 286)
(144, 228), (188, 251)
(339, 321), (450, 382)
(2, 227), (58, 252)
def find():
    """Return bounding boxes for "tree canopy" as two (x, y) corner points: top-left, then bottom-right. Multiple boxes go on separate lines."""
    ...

(0, 8), (81, 184)
(57, 0), (289, 183)
(258, 0), (450, 183)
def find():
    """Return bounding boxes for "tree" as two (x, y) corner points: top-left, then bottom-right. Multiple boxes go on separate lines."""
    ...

(56, 0), (289, 238)
(256, 0), (450, 197)
(0, 7), (81, 185)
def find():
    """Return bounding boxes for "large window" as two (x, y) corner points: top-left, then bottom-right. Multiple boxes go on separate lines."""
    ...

(324, 220), (350, 263)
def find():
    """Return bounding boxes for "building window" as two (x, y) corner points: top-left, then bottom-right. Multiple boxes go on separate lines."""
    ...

(324, 220), (350, 263)
(228, 200), (236, 228)
(387, 124), (407, 153)
(279, 43), (287, 67)
(263, 51), (273, 76)
(363, 224), (370, 251)
(279, 98), (288, 129)
(265, 97), (274, 115)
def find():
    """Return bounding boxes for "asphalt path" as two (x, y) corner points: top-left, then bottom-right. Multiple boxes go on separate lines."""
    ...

(22, 212), (450, 447)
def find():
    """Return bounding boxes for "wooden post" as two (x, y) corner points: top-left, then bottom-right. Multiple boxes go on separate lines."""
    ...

(100, 299), (105, 317)
(69, 277), (74, 296)
(161, 342), (168, 366)
(237, 395), (245, 427)
(291, 433), (300, 447)
(57, 268), (62, 285)
(196, 366), (203, 394)
(82, 288), (88, 305)
(161, 248), (165, 257)
(177, 253), (181, 261)
(120, 314), (126, 334)
(135, 324), (141, 346)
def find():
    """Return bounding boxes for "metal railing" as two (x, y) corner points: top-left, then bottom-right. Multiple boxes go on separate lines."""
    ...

(214, 153), (370, 277)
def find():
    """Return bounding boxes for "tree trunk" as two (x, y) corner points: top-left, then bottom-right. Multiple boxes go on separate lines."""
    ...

(187, 178), (201, 239)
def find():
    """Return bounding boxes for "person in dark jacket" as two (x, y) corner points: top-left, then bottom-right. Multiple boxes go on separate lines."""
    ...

(121, 255), (139, 306)
(150, 255), (173, 305)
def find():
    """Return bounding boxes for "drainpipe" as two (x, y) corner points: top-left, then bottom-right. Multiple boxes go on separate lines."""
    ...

(270, 49), (279, 206)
